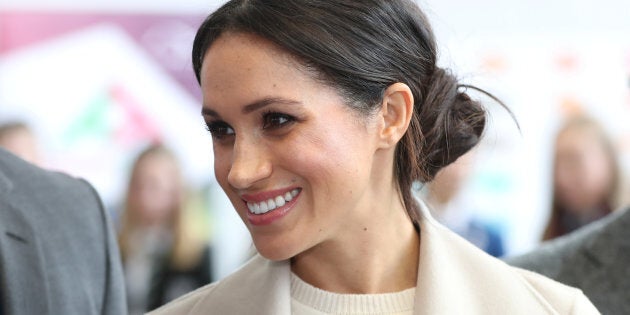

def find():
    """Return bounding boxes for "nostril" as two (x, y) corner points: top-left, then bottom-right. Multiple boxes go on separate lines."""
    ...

(227, 142), (273, 189)
(227, 161), (272, 189)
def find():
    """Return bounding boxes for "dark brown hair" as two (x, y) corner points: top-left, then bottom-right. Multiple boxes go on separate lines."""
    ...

(192, 0), (491, 222)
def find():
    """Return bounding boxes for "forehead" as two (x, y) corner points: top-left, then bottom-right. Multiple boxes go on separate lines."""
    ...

(201, 32), (305, 88)
(198, 32), (347, 116)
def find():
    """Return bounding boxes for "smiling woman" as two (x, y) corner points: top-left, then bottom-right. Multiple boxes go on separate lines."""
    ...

(148, 1), (600, 314)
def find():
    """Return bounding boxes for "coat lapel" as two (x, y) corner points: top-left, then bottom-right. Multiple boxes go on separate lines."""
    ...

(0, 167), (11, 194)
(0, 173), (50, 315)
(190, 255), (292, 315)
(182, 200), (591, 314)
(413, 203), (559, 315)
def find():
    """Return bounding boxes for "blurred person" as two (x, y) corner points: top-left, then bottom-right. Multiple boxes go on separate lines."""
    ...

(507, 206), (630, 315)
(117, 144), (212, 314)
(543, 116), (620, 240)
(424, 151), (505, 257)
(0, 121), (41, 165)
(0, 147), (126, 314)
(150, 1), (598, 314)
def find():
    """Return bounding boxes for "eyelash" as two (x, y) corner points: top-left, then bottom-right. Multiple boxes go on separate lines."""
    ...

(204, 111), (296, 140)
(261, 111), (296, 130)
(205, 121), (234, 140)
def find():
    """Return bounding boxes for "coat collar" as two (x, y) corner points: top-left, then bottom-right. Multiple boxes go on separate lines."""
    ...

(189, 255), (292, 315)
(413, 201), (559, 314)
(189, 201), (565, 314)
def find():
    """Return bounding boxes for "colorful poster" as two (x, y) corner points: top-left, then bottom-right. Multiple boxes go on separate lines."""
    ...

(0, 12), (213, 208)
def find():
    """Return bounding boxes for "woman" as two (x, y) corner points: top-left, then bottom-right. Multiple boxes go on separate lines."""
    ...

(118, 144), (212, 314)
(543, 116), (620, 240)
(151, 1), (599, 314)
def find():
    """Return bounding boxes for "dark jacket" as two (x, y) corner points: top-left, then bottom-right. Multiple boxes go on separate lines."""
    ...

(0, 148), (127, 315)
(507, 208), (630, 315)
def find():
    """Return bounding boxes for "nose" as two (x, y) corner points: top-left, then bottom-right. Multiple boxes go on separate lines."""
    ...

(227, 137), (272, 189)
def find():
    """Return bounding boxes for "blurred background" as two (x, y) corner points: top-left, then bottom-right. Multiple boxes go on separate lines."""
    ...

(1, 0), (629, 313)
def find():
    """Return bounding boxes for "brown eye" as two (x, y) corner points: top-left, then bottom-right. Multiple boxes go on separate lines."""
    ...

(262, 112), (294, 130)
(205, 121), (235, 139)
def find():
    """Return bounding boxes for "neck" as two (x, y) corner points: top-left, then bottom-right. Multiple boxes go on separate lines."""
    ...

(290, 189), (419, 294)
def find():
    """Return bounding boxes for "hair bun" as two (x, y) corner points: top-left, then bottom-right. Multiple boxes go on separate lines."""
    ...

(416, 68), (486, 181)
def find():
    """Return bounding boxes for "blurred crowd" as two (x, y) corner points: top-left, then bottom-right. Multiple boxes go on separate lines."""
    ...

(1, 105), (626, 312)
(0, 104), (622, 314)
(1, 5), (629, 313)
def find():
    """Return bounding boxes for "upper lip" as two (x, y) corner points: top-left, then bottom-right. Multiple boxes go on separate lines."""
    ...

(240, 187), (299, 203)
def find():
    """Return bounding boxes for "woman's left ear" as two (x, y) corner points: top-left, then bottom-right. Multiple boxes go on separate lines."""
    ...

(377, 83), (414, 149)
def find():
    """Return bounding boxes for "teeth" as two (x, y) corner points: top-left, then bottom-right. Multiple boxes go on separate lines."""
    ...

(267, 199), (276, 211)
(260, 202), (269, 213)
(275, 196), (285, 207)
(246, 189), (299, 215)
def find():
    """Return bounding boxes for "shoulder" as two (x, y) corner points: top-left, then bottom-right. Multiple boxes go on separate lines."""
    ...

(513, 267), (600, 314)
(0, 148), (98, 204)
(0, 148), (108, 253)
(0, 149), (125, 314)
(417, 207), (599, 314)
(149, 254), (290, 315)
(506, 211), (623, 277)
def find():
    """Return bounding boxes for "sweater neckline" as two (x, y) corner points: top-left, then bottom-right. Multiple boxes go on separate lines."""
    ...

(290, 272), (415, 314)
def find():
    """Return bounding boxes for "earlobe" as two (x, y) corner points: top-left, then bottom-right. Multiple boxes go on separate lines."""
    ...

(378, 83), (414, 149)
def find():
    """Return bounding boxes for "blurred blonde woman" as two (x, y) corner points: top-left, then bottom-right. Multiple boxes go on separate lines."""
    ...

(543, 116), (620, 240)
(118, 144), (212, 314)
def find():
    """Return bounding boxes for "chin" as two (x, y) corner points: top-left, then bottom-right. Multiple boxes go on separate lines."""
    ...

(253, 240), (298, 261)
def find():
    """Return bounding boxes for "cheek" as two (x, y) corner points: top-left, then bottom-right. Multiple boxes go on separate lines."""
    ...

(213, 146), (233, 190)
(283, 125), (371, 196)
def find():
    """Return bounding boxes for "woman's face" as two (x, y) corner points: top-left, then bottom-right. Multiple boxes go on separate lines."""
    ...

(554, 127), (614, 214)
(200, 33), (383, 260)
(130, 154), (181, 226)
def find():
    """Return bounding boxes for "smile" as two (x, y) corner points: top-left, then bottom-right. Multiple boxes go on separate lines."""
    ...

(246, 189), (299, 214)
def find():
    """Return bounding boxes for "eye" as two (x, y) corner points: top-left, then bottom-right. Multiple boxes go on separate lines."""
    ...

(262, 111), (295, 130)
(205, 121), (235, 139)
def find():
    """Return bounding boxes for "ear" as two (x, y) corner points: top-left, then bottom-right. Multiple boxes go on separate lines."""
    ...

(377, 83), (414, 149)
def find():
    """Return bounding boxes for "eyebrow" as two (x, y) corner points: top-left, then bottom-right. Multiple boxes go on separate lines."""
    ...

(201, 97), (301, 117)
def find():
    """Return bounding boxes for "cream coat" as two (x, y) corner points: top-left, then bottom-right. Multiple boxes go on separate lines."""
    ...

(149, 204), (599, 315)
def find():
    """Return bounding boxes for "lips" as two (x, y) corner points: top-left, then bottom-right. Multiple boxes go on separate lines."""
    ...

(241, 188), (301, 225)
(246, 188), (299, 214)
